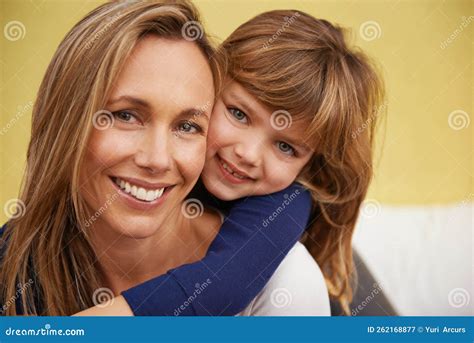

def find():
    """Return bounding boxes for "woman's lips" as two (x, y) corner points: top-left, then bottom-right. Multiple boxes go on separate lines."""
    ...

(109, 176), (173, 211)
(216, 155), (253, 185)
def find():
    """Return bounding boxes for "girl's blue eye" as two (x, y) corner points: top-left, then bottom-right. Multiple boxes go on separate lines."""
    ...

(228, 108), (248, 123)
(277, 141), (296, 156)
(178, 121), (201, 134)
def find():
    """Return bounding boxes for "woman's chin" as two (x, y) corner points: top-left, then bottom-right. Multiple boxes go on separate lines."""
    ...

(105, 217), (163, 240)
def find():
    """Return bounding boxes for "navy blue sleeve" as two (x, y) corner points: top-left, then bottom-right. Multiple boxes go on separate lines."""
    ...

(121, 182), (312, 316)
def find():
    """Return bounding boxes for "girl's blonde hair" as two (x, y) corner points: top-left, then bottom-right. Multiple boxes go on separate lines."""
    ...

(221, 10), (385, 314)
(0, 0), (222, 315)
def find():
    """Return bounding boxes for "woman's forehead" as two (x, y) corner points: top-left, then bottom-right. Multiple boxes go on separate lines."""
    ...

(109, 36), (214, 117)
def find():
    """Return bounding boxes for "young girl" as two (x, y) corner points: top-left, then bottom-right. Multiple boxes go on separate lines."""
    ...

(1, 1), (384, 316)
(80, 5), (385, 316)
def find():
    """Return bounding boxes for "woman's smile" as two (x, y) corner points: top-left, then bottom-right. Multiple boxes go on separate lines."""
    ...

(110, 176), (175, 211)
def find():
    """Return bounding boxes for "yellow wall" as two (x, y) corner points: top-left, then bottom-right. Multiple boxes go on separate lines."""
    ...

(1, 0), (472, 223)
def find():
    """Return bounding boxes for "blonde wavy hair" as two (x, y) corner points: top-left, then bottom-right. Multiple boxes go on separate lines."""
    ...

(0, 0), (222, 315)
(220, 10), (386, 315)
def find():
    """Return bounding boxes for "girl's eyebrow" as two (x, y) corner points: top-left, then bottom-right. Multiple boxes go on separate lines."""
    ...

(226, 91), (255, 117)
(107, 95), (210, 121)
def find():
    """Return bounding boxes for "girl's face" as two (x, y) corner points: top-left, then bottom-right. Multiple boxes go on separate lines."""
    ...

(79, 36), (214, 238)
(202, 80), (313, 201)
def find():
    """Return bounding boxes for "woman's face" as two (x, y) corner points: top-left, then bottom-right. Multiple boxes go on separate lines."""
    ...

(79, 36), (214, 238)
(201, 80), (313, 201)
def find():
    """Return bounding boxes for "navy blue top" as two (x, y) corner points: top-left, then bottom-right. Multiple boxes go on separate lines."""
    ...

(0, 182), (312, 316)
(121, 182), (312, 316)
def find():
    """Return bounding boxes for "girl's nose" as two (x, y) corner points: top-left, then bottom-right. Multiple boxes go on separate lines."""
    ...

(233, 140), (262, 168)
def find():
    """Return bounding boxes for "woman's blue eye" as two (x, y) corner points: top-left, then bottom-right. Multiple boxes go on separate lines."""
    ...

(277, 141), (295, 156)
(113, 111), (136, 123)
(228, 108), (248, 123)
(178, 121), (201, 134)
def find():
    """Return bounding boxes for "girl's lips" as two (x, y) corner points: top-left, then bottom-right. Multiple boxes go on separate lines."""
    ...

(109, 176), (174, 211)
(216, 155), (253, 185)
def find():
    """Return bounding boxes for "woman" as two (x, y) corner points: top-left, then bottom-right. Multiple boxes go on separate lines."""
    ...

(0, 0), (329, 316)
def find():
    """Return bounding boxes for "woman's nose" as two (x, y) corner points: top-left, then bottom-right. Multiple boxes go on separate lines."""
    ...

(134, 128), (171, 174)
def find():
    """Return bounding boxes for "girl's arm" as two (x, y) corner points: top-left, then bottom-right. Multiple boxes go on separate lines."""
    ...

(75, 183), (311, 316)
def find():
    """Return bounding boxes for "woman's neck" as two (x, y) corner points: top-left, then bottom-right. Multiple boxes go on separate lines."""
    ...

(90, 208), (221, 295)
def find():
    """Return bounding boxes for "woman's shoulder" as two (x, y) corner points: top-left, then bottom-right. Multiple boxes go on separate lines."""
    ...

(238, 242), (331, 316)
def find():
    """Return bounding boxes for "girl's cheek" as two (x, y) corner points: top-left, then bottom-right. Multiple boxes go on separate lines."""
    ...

(208, 114), (240, 151)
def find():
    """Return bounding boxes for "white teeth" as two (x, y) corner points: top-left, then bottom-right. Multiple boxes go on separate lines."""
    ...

(114, 178), (166, 202)
(221, 160), (247, 179)
(136, 187), (147, 200)
(145, 190), (156, 201)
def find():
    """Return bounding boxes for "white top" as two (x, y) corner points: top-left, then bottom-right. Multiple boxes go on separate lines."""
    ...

(236, 242), (331, 316)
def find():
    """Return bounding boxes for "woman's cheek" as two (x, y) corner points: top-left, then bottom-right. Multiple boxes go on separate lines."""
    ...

(88, 129), (138, 165)
(176, 137), (207, 179)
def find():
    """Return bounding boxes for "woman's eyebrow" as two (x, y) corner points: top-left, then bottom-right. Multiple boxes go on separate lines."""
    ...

(107, 95), (210, 121)
(107, 95), (151, 109)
